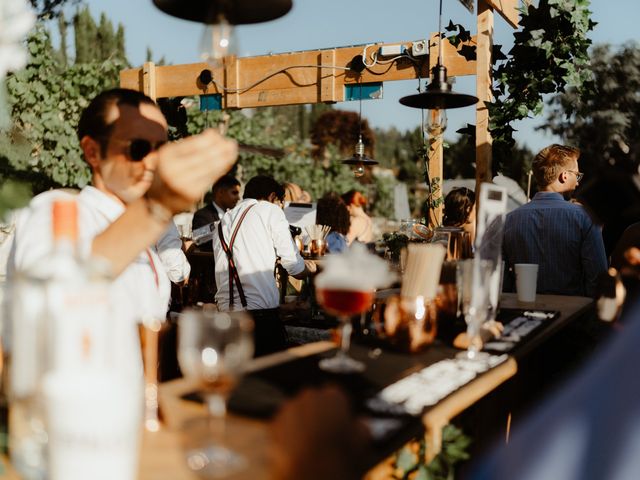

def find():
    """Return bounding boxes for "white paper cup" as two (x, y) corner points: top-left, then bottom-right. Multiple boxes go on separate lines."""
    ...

(515, 264), (538, 303)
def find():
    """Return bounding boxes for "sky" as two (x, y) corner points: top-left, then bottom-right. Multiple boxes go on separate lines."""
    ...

(75, 0), (639, 153)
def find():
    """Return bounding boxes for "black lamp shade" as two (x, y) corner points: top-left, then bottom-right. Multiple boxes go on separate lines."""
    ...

(152, 0), (293, 25)
(400, 64), (478, 109)
(341, 155), (378, 167)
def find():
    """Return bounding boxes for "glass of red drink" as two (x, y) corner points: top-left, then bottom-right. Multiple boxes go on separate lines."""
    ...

(315, 287), (375, 373)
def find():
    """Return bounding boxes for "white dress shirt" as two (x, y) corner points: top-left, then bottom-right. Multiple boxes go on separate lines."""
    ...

(156, 221), (190, 284)
(213, 198), (304, 311)
(10, 186), (171, 376)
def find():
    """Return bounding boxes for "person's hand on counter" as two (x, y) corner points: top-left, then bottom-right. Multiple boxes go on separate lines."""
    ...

(269, 386), (371, 480)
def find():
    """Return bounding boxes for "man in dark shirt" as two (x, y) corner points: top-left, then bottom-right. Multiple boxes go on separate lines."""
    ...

(192, 174), (241, 238)
(502, 144), (607, 297)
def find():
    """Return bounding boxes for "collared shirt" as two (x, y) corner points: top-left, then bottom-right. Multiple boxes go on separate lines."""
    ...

(156, 221), (190, 284)
(213, 198), (305, 311)
(9, 186), (171, 375)
(502, 191), (607, 297)
(212, 201), (225, 219)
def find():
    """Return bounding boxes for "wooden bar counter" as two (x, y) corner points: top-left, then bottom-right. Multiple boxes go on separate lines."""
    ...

(2, 294), (595, 479)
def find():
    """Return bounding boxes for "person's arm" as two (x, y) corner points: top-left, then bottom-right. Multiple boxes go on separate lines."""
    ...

(156, 221), (190, 285)
(581, 218), (608, 297)
(269, 205), (306, 277)
(269, 386), (371, 480)
(92, 130), (237, 276)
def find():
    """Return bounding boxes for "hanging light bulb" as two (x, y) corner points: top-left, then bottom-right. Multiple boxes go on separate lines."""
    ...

(424, 108), (447, 137)
(153, 0), (292, 68)
(342, 77), (378, 177)
(199, 15), (237, 68)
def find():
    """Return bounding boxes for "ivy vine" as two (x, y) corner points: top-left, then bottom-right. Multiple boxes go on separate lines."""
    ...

(489, 0), (596, 166)
(445, 0), (596, 174)
(393, 424), (471, 480)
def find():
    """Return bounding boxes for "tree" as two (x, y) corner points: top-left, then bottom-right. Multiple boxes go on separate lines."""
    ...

(541, 42), (640, 252)
(542, 43), (640, 178)
(28, 0), (78, 19)
(310, 110), (375, 161)
(1, 13), (128, 191)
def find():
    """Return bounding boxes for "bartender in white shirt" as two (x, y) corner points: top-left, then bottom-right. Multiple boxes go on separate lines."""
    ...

(10, 88), (237, 375)
(212, 175), (315, 356)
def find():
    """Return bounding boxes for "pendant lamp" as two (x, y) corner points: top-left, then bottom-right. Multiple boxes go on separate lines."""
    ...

(153, 0), (292, 67)
(152, 0), (292, 25)
(341, 79), (378, 178)
(399, 0), (478, 110)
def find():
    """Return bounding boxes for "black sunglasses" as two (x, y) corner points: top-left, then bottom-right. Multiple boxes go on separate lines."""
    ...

(126, 139), (167, 162)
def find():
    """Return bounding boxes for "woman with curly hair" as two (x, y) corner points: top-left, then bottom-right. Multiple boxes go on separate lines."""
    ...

(316, 193), (350, 253)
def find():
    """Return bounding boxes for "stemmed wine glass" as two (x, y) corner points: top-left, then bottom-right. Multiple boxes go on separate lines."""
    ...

(315, 286), (375, 373)
(178, 309), (254, 478)
(456, 259), (494, 362)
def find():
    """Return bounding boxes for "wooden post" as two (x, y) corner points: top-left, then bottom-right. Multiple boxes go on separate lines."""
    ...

(427, 131), (444, 228)
(142, 62), (157, 101)
(475, 0), (494, 200)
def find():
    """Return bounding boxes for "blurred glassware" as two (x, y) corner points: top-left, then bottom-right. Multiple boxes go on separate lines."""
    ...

(316, 287), (374, 373)
(434, 226), (472, 260)
(382, 295), (437, 353)
(456, 259), (494, 362)
(309, 238), (326, 257)
(178, 309), (254, 478)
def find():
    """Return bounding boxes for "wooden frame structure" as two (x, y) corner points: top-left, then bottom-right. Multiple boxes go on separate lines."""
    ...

(121, 0), (523, 225)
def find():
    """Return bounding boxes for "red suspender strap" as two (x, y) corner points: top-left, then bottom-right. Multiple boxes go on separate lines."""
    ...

(218, 204), (255, 308)
(145, 249), (159, 289)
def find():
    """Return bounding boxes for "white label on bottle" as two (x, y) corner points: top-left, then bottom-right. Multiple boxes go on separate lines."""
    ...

(44, 370), (142, 480)
(47, 282), (110, 371)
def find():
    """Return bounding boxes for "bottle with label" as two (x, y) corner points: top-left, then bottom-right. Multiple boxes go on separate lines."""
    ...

(10, 198), (140, 480)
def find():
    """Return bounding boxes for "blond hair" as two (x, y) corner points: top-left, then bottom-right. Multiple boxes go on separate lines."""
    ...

(532, 144), (581, 188)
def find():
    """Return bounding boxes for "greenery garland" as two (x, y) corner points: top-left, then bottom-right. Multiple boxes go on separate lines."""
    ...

(393, 424), (471, 480)
(446, 0), (595, 175)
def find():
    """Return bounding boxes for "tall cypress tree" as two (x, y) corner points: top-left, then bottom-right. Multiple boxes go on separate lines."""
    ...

(57, 11), (68, 66)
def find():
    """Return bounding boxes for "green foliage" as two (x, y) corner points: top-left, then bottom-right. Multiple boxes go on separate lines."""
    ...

(1, 8), (129, 193)
(541, 42), (640, 177)
(183, 104), (369, 209)
(28, 0), (78, 20)
(488, 0), (596, 171)
(393, 424), (471, 480)
(0, 180), (31, 220)
(382, 232), (409, 262)
(2, 27), (125, 190)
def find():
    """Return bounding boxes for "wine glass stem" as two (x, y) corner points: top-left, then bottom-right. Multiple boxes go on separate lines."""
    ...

(205, 393), (227, 440)
(339, 317), (352, 356)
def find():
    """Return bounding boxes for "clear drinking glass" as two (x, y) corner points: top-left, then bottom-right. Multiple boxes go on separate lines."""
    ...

(456, 259), (494, 362)
(178, 309), (254, 478)
(315, 287), (375, 373)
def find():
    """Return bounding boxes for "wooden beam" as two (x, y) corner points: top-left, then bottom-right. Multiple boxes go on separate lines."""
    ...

(142, 62), (157, 101)
(121, 38), (477, 107)
(484, 0), (523, 29)
(476, 0), (494, 199)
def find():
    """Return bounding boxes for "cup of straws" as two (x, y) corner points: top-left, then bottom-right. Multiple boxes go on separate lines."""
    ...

(305, 224), (330, 257)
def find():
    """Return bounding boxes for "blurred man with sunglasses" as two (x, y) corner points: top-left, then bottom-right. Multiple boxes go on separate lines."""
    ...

(502, 144), (607, 297)
(10, 88), (237, 375)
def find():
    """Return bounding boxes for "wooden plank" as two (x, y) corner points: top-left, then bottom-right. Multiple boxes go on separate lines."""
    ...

(484, 0), (523, 28)
(120, 38), (476, 106)
(422, 357), (518, 462)
(428, 134), (444, 228)
(320, 49), (338, 103)
(475, 1), (494, 199)
(142, 62), (157, 101)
